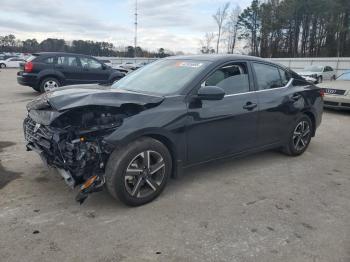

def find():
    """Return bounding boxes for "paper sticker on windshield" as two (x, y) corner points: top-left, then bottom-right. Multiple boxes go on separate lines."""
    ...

(176, 62), (203, 68)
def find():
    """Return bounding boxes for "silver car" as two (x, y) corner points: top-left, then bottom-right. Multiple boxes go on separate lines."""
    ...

(318, 71), (350, 110)
(298, 65), (336, 83)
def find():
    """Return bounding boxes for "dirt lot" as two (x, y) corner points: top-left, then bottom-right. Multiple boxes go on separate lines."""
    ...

(0, 69), (349, 262)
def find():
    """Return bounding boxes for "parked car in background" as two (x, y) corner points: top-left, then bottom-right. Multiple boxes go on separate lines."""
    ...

(0, 55), (17, 61)
(0, 57), (25, 68)
(112, 64), (131, 74)
(303, 75), (318, 84)
(297, 65), (336, 83)
(17, 52), (125, 92)
(318, 71), (350, 110)
(98, 59), (113, 67)
(23, 55), (323, 206)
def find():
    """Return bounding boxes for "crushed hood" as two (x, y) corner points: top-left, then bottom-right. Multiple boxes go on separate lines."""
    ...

(27, 84), (165, 112)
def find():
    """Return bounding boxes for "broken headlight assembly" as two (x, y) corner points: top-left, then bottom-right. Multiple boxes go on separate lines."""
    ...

(25, 106), (127, 204)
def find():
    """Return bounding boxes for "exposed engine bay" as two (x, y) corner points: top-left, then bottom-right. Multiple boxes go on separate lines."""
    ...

(24, 85), (164, 203)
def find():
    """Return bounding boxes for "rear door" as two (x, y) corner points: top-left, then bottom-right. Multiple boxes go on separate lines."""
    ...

(79, 57), (110, 83)
(56, 55), (83, 85)
(252, 62), (309, 146)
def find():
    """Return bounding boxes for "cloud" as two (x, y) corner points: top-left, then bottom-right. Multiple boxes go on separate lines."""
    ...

(0, 0), (252, 53)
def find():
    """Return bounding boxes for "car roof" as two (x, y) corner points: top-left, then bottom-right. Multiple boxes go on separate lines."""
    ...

(32, 52), (95, 58)
(165, 54), (268, 63)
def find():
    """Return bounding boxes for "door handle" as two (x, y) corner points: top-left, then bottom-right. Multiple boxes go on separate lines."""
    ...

(291, 93), (301, 101)
(243, 102), (257, 111)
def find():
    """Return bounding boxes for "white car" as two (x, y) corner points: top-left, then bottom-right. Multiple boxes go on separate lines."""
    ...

(98, 59), (113, 67)
(0, 57), (26, 68)
(297, 65), (336, 83)
(317, 71), (350, 110)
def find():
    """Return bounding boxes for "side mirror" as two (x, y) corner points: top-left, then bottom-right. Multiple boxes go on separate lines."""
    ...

(102, 64), (108, 70)
(285, 78), (294, 88)
(197, 86), (225, 101)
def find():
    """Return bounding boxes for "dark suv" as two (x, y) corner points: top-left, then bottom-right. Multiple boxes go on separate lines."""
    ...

(17, 52), (125, 92)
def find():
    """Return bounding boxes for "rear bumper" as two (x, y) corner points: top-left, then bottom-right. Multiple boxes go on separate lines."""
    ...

(17, 71), (38, 87)
(324, 95), (350, 110)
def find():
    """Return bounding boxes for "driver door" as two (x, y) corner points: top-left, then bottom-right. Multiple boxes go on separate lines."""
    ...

(186, 62), (259, 164)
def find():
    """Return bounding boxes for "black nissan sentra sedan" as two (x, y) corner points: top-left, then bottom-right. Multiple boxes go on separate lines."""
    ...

(24, 55), (323, 206)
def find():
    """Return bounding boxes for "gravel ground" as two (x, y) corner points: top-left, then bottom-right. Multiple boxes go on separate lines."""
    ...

(0, 69), (350, 262)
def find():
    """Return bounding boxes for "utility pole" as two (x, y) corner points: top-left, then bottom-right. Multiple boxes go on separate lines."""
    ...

(134, 0), (138, 58)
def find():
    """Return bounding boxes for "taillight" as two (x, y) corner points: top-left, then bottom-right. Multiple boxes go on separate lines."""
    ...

(319, 89), (325, 98)
(24, 61), (34, 73)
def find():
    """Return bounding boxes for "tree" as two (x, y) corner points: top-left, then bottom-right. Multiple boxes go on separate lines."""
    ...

(22, 39), (39, 53)
(200, 32), (216, 54)
(213, 2), (230, 53)
(226, 5), (241, 53)
(126, 46), (135, 57)
(237, 0), (261, 56)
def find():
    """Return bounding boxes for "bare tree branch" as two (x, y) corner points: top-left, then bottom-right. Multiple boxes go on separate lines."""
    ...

(213, 2), (230, 53)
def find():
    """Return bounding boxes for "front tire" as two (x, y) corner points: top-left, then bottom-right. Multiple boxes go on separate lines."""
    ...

(282, 115), (313, 156)
(0, 63), (6, 68)
(105, 137), (172, 206)
(317, 76), (323, 83)
(39, 77), (60, 92)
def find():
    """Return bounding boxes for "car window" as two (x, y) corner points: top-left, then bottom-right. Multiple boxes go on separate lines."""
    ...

(202, 63), (250, 95)
(253, 63), (283, 90)
(57, 56), (80, 67)
(278, 68), (291, 86)
(113, 59), (210, 95)
(80, 57), (102, 69)
(26, 55), (39, 62)
(44, 57), (55, 64)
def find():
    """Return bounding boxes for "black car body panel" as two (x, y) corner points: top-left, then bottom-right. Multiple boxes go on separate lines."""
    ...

(23, 54), (323, 202)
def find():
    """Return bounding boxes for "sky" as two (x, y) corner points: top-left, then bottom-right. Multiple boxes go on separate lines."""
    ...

(0, 0), (252, 54)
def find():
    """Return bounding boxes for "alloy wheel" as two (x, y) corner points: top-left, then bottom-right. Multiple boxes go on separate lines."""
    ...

(124, 150), (166, 198)
(43, 80), (59, 92)
(292, 121), (311, 151)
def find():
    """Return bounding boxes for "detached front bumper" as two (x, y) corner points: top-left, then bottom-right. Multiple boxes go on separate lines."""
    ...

(24, 116), (108, 203)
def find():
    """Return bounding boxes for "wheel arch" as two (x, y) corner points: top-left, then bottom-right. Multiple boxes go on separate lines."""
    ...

(38, 70), (65, 86)
(302, 110), (316, 137)
(106, 129), (182, 178)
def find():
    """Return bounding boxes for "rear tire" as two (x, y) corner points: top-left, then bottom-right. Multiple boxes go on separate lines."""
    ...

(39, 77), (60, 93)
(105, 137), (172, 206)
(317, 76), (323, 83)
(282, 115), (313, 156)
(0, 63), (6, 68)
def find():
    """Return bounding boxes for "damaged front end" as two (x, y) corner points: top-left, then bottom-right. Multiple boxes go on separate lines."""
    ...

(24, 86), (164, 203)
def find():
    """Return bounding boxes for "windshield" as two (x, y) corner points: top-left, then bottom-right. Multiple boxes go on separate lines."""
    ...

(336, 72), (350, 81)
(26, 55), (38, 62)
(302, 65), (323, 72)
(112, 59), (209, 95)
